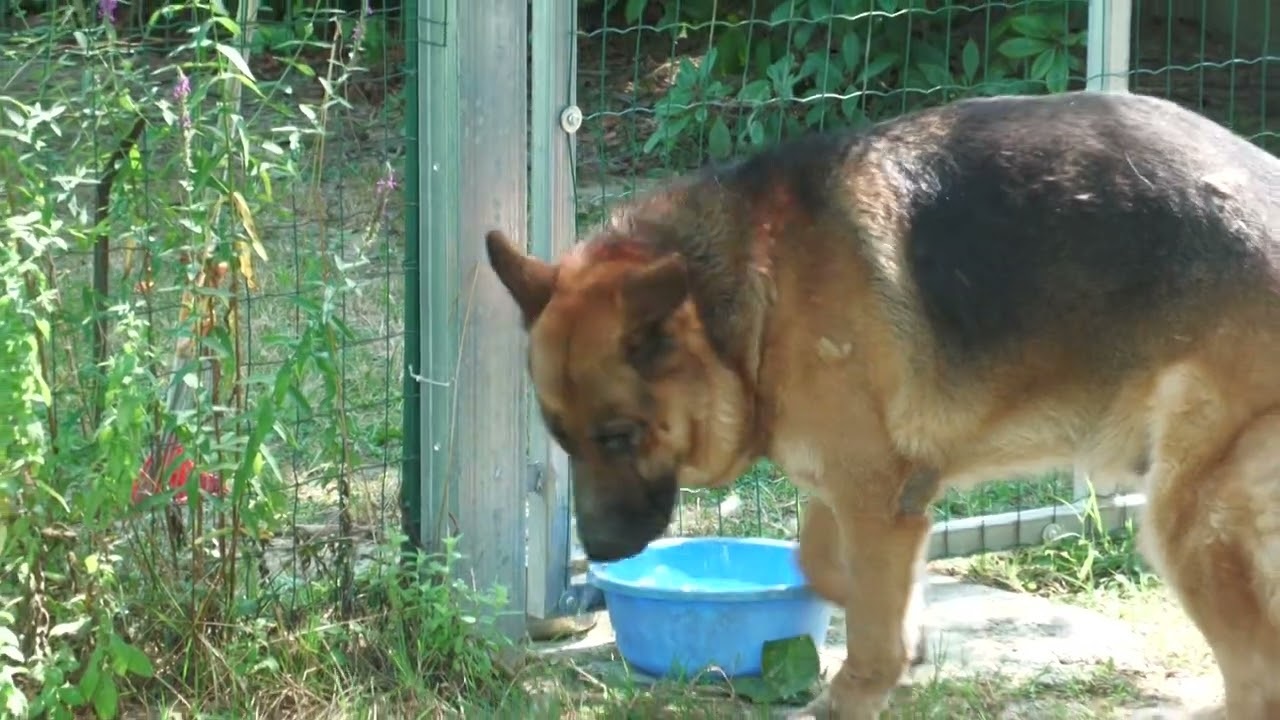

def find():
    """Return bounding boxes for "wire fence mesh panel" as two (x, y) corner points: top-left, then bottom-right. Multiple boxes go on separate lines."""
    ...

(566, 0), (1123, 573)
(1128, 0), (1276, 153)
(1, 0), (417, 712)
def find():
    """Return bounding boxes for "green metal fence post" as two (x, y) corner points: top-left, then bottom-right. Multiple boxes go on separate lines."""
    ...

(400, 0), (423, 555)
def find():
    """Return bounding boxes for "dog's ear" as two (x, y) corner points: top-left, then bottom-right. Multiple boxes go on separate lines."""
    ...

(621, 254), (688, 372)
(623, 253), (688, 332)
(485, 230), (557, 327)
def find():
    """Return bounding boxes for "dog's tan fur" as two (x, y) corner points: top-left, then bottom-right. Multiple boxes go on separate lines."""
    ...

(485, 91), (1280, 718)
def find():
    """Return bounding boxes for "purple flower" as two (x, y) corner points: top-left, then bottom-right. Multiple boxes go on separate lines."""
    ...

(172, 72), (191, 103)
(364, 0), (373, 16)
(99, 0), (117, 23)
(172, 71), (192, 130)
(376, 172), (398, 196)
(352, 21), (365, 49)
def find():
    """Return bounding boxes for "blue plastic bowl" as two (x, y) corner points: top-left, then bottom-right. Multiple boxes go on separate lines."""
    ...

(587, 536), (834, 679)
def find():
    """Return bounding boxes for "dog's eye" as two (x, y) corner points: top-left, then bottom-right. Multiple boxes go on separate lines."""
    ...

(593, 424), (638, 455)
(595, 432), (632, 454)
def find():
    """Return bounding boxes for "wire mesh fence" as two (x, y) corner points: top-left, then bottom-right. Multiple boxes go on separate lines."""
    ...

(1, 0), (410, 709)
(1128, 0), (1276, 153)
(565, 0), (1277, 572)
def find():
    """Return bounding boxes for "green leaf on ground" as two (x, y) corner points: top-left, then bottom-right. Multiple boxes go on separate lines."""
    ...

(731, 634), (822, 704)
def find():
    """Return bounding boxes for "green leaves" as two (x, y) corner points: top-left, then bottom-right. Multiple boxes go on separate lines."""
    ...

(0, 625), (22, 664)
(77, 650), (110, 719)
(92, 674), (118, 720)
(840, 33), (863, 77)
(962, 39), (981, 85)
(1009, 12), (1063, 40)
(997, 36), (1054, 60)
(731, 634), (824, 704)
(1030, 48), (1073, 93)
(625, 0), (649, 24)
(994, 10), (1083, 93)
(856, 50), (899, 85)
(707, 117), (733, 160)
(108, 635), (155, 679)
(644, 1), (1085, 166)
(71, 634), (155, 720)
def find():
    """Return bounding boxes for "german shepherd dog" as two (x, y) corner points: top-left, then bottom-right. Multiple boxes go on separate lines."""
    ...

(485, 90), (1280, 718)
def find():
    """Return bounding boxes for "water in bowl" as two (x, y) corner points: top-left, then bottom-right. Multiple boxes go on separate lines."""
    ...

(632, 562), (765, 593)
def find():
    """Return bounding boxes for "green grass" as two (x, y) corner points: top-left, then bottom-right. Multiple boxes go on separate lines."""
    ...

(169, 643), (1146, 719)
(483, 660), (1148, 719)
(115, 556), (1202, 720)
(933, 472), (1073, 520)
(185, 617), (1157, 719)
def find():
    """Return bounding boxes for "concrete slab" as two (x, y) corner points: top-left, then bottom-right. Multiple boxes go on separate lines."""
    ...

(900, 574), (1149, 685)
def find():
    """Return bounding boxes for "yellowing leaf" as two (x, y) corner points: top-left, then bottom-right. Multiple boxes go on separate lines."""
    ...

(236, 240), (257, 291)
(121, 234), (138, 280)
(229, 190), (267, 262)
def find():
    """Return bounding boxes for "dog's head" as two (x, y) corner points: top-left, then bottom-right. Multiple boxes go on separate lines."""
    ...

(485, 228), (755, 562)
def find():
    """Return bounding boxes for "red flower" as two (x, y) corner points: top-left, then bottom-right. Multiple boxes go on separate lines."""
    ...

(132, 440), (225, 505)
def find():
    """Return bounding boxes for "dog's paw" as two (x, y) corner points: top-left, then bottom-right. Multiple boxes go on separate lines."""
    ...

(775, 687), (887, 720)
(772, 688), (831, 719)
(779, 703), (826, 719)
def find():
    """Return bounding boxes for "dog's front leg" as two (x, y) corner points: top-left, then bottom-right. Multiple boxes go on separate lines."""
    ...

(791, 471), (936, 720)
(797, 496), (929, 666)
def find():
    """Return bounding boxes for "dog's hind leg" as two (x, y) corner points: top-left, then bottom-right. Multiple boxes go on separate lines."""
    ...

(1140, 383), (1280, 719)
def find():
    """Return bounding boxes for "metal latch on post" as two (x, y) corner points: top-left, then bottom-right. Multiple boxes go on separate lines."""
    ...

(527, 462), (545, 494)
(560, 105), (582, 134)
